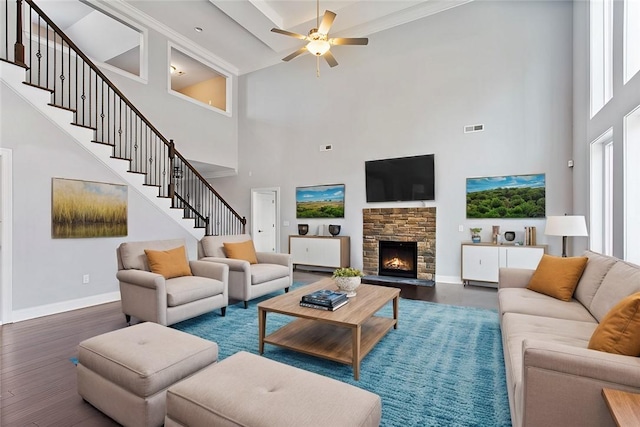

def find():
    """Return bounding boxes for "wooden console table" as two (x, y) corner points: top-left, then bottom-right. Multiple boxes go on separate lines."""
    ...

(602, 388), (640, 426)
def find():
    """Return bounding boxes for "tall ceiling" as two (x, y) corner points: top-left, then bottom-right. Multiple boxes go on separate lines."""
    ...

(37, 0), (471, 76)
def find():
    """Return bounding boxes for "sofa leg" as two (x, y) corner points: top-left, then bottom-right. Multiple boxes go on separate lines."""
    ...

(221, 307), (226, 317)
(243, 301), (248, 309)
(285, 287), (290, 293)
(124, 314), (131, 325)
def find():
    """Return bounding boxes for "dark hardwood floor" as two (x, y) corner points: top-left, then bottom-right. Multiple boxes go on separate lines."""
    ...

(0, 271), (498, 426)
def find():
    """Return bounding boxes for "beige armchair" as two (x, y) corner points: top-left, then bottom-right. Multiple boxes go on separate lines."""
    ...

(199, 234), (292, 308)
(116, 238), (228, 325)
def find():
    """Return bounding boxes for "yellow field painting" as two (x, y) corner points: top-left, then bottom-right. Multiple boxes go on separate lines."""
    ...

(52, 178), (128, 238)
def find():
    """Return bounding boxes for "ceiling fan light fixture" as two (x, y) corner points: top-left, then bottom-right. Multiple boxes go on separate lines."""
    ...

(306, 39), (330, 56)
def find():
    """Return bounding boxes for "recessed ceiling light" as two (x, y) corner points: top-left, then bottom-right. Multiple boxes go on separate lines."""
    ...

(194, 27), (203, 33)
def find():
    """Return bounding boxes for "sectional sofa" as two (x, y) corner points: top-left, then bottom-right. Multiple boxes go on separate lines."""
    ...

(498, 250), (640, 427)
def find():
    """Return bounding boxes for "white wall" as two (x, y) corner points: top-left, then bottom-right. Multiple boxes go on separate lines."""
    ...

(212, 0), (575, 282)
(1, 81), (199, 317)
(572, 0), (640, 258)
(102, 28), (238, 170)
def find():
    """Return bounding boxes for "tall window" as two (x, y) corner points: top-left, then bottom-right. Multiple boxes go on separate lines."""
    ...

(625, 105), (640, 264)
(590, 0), (613, 117)
(590, 128), (614, 255)
(624, 0), (640, 83)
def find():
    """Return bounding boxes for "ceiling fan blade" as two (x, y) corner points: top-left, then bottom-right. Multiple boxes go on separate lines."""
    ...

(282, 47), (308, 62)
(318, 10), (336, 34)
(330, 37), (369, 46)
(271, 28), (307, 40)
(324, 50), (338, 67)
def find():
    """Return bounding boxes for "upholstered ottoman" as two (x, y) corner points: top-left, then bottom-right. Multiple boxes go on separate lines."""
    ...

(77, 322), (218, 427)
(165, 351), (382, 427)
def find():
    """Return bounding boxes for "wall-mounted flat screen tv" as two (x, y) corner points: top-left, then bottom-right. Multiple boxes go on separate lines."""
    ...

(365, 154), (435, 202)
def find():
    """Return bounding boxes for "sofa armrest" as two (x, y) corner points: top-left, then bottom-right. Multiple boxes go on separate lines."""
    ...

(190, 260), (229, 283)
(199, 256), (250, 273)
(520, 338), (640, 427)
(498, 268), (534, 289)
(256, 252), (292, 267)
(116, 269), (165, 290)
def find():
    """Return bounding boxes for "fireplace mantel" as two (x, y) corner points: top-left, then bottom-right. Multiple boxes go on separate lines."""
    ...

(362, 207), (436, 280)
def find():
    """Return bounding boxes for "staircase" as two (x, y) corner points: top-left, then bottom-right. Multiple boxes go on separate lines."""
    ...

(0, 0), (245, 238)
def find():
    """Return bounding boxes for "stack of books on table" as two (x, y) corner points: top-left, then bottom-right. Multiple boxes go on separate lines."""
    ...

(300, 289), (349, 311)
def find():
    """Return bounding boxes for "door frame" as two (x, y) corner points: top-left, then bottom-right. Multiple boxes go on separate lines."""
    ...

(250, 187), (281, 253)
(1, 148), (13, 324)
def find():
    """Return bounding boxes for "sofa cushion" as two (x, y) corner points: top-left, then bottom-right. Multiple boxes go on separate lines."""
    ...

(145, 246), (192, 279)
(526, 255), (588, 301)
(250, 263), (290, 285)
(589, 292), (640, 355)
(223, 240), (258, 264)
(166, 276), (224, 307)
(574, 250), (617, 310)
(501, 313), (597, 403)
(119, 239), (187, 271)
(498, 288), (596, 323)
(590, 261), (640, 322)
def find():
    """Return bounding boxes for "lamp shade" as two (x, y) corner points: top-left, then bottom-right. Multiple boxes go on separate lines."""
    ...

(544, 215), (588, 237)
(306, 40), (330, 56)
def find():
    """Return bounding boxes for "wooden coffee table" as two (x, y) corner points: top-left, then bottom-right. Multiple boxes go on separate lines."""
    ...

(258, 277), (399, 380)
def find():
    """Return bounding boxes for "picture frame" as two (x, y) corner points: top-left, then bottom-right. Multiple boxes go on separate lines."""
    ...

(296, 184), (345, 219)
(466, 173), (545, 218)
(52, 178), (128, 238)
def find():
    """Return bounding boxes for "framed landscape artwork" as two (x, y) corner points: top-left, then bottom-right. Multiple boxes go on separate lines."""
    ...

(296, 184), (345, 218)
(466, 173), (545, 218)
(52, 178), (128, 238)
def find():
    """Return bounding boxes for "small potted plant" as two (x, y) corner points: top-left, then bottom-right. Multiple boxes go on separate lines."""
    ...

(332, 267), (364, 297)
(470, 227), (482, 243)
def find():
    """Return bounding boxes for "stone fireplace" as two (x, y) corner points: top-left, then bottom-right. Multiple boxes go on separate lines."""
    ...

(363, 207), (435, 280)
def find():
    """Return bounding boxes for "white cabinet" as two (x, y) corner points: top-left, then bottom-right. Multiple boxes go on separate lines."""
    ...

(289, 236), (350, 269)
(461, 243), (547, 286)
(462, 245), (500, 283)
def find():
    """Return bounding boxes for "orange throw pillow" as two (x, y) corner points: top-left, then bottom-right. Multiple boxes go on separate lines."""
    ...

(144, 246), (192, 279)
(223, 240), (258, 264)
(526, 254), (588, 301)
(589, 293), (640, 356)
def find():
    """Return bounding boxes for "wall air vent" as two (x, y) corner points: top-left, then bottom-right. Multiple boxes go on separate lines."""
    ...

(464, 124), (485, 133)
(319, 144), (333, 151)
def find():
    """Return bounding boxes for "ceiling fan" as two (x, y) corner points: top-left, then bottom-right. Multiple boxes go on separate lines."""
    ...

(270, 0), (368, 76)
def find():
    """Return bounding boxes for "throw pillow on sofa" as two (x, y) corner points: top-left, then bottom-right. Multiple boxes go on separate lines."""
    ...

(588, 292), (640, 356)
(223, 240), (258, 264)
(144, 246), (193, 279)
(526, 254), (588, 301)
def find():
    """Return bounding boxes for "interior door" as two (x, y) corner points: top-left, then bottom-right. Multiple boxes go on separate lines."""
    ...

(252, 190), (277, 253)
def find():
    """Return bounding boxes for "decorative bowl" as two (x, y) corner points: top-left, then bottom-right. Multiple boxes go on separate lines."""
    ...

(335, 276), (361, 297)
(298, 224), (309, 235)
(328, 224), (341, 236)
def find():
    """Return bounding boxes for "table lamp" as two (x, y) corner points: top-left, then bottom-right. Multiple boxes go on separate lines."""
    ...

(544, 215), (588, 257)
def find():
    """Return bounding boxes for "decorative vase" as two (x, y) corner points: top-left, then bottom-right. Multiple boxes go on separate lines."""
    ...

(328, 224), (341, 236)
(298, 224), (309, 235)
(335, 276), (361, 297)
(472, 236), (481, 243)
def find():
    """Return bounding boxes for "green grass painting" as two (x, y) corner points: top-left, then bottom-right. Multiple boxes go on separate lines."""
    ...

(52, 178), (128, 238)
(296, 184), (345, 218)
(466, 174), (545, 219)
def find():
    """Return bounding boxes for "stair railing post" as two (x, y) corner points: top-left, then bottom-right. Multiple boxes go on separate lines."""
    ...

(168, 139), (175, 199)
(242, 217), (246, 234)
(14, 0), (26, 67)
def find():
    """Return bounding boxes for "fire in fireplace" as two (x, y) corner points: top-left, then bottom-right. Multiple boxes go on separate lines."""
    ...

(378, 241), (418, 279)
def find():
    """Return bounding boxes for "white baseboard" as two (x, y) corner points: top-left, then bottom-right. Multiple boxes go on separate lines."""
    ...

(11, 292), (121, 323)
(436, 275), (463, 284)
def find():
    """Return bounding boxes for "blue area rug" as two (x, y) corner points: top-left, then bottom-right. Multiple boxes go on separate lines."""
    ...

(172, 283), (511, 427)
